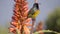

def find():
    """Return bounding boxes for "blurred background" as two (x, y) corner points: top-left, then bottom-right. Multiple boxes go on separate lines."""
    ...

(0, 0), (60, 34)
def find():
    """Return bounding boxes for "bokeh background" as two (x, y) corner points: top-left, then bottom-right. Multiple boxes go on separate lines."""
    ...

(0, 0), (60, 34)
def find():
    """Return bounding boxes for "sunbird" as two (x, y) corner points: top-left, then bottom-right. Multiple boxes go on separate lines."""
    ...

(28, 3), (40, 19)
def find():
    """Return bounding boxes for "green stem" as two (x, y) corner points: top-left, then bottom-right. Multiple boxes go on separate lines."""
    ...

(33, 30), (60, 34)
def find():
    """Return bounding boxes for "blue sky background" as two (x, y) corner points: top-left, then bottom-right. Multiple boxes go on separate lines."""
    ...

(0, 0), (60, 26)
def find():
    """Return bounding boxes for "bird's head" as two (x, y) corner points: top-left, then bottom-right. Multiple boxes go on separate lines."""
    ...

(33, 3), (39, 10)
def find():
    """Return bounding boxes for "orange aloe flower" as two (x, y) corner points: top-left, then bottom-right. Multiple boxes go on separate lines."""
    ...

(9, 0), (32, 34)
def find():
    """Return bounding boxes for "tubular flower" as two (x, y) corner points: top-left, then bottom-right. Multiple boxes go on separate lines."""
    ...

(9, 0), (21, 33)
(9, 0), (31, 34)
